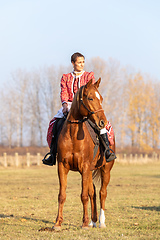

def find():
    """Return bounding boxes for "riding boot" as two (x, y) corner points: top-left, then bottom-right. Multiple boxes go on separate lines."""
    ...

(99, 129), (116, 162)
(42, 136), (57, 166)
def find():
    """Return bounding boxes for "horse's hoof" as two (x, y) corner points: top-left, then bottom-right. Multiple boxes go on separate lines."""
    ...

(53, 225), (61, 231)
(99, 223), (106, 228)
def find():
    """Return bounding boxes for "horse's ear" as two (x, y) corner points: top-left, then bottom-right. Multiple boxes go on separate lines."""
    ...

(94, 78), (101, 88)
(85, 79), (93, 89)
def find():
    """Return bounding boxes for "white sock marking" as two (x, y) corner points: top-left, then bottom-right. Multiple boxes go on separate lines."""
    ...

(99, 208), (106, 228)
(89, 220), (97, 228)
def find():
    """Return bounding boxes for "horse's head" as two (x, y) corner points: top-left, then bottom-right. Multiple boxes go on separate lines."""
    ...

(79, 78), (107, 129)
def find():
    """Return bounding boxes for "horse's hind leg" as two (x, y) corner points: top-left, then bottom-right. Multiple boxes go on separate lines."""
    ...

(88, 172), (97, 228)
(99, 161), (114, 228)
(53, 162), (69, 231)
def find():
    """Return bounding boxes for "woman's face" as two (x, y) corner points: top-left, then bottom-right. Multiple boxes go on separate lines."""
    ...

(72, 57), (85, 72)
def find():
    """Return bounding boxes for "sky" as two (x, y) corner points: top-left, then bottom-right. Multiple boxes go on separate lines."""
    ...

(0, 0), (160, 84)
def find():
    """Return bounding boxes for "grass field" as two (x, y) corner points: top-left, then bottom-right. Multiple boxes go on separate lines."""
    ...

(0, 162), (160, 239)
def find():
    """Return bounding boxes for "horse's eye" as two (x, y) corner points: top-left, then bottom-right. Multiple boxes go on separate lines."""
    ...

(88, 97), (93, 101)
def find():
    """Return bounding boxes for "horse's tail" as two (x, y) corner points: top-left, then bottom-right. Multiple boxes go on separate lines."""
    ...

(92, 169), (101, 185)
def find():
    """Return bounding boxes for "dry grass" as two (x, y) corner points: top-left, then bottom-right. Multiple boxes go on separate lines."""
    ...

(0, 162), (160, 239)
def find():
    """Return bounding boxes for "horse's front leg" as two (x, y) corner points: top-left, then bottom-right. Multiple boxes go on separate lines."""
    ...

(81, 164), (90, 229)
(53, 162), (69, 231)
(88, 172), (97, 228)
(99, 160), (114, 228)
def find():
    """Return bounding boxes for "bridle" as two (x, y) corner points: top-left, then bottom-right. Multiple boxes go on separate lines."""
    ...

(67, 86), (104, 124)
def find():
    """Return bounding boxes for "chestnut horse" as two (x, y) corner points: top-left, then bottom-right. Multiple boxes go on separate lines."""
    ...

(53, 78), (115, 230)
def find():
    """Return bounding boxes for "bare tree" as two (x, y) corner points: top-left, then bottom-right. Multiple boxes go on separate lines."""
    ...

(1, 89), (17, 147)
(11, 69), (30, 147)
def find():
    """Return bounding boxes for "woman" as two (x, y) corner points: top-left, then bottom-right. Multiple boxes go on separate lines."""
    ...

(43, 52), (115, 166)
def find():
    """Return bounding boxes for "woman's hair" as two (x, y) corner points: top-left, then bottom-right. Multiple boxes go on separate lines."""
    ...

(71, 52), (85, 63)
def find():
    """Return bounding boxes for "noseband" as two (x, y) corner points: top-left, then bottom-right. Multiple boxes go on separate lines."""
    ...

(67, 86), (104, 124)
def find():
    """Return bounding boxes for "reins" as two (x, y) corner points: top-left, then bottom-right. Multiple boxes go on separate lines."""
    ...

(67, 86), (104, 124)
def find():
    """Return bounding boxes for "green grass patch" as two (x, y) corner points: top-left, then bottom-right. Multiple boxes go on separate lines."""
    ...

(0, 163), (160, 239)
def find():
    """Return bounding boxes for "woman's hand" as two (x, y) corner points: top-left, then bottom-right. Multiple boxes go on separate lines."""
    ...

(62, 103), (68, 113)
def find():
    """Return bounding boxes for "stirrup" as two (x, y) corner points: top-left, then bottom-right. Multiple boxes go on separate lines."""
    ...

(104, 148), (116, 162)
(43, 152), (51, 159)
(42, 152), (56, 166)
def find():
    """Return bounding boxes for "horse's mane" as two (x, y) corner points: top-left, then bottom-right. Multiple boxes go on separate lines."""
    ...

(67, 86), (83, 119)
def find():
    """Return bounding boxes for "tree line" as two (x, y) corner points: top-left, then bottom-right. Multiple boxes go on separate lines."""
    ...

(0, 57), (160, 151)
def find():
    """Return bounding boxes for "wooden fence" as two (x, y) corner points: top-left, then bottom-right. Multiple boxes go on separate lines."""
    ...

(0, 153), (42, 167)
(0, 152), (160, 167)
(116, 152), (160, 163)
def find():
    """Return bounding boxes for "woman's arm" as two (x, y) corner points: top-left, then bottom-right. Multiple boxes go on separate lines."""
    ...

(60, 74), (69, 105)
(60, 74), (70, 113)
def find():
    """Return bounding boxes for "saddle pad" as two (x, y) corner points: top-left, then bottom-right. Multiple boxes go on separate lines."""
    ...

(85, 121), (99, 145)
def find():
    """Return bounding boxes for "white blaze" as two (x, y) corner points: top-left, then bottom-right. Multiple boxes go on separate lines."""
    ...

(95, 91), (100, 100)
